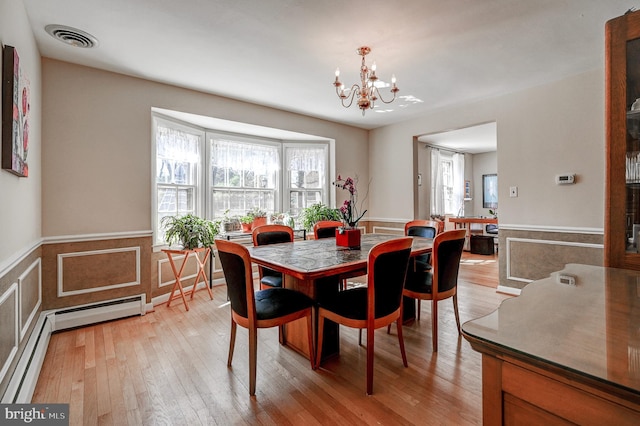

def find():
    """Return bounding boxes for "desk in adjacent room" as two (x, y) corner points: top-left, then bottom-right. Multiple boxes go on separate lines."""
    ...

(448, 216), (497, 251)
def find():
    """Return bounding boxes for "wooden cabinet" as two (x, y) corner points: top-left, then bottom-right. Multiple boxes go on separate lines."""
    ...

(462, 264), (640, 425)
(606, 9), (640, 269)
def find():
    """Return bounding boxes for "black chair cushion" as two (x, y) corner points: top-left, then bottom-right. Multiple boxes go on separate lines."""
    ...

(414, 257), (432, 271)
(404, 269), (434, 294)
(260, 274), (283, 288)
(256, 231), (292, 246)
(316, 226), (338, 239)
(254, 288), (314, 320)
(319, 287), (368, 320)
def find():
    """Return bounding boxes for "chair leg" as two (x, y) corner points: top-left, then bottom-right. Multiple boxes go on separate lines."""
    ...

(227, 320), (237, 367)
(432, 300), (438, 352)
(417, 299), (421, 320)
(396, 317), (408, 367)
(358, 328), (363, 345)
(366, 326), (374, 395)
(249, 327), (257, 396)
(306, 313), (315, 369)
(453, 294), (461, 334)
(315, 313), (325, 369)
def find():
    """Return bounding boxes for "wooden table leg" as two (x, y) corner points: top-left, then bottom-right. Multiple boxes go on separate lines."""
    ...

(283, 274), (340, 362)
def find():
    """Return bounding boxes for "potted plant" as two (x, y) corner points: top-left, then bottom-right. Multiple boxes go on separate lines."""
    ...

(222, 209), (240, 233)
(247, 207), (267, 229)
(299, 203), (341, 231)
(270, 212), (285, 225)
(161, 214), (220, 250)
(334, 175), (367, 249)
(239, 215), (254, 233)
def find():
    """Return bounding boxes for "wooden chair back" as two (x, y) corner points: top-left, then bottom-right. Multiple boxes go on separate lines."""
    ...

(313, 220), (344, 239)
(252, 224), (294, 246)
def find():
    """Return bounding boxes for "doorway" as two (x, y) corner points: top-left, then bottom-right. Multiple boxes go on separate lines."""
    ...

(413, 121), (498, 287)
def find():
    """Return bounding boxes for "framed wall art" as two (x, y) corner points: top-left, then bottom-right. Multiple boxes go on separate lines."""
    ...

(482, 173), (498, 209)
(2, 45), (30, 177)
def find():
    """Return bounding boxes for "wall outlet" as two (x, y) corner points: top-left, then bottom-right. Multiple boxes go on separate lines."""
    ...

(509, 186), (518, 197)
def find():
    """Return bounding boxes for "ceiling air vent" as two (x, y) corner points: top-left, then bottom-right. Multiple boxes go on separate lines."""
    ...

(45, 25), (98, 48)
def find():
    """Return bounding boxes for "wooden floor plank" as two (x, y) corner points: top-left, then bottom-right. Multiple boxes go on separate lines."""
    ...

(33, 253), (507, 425)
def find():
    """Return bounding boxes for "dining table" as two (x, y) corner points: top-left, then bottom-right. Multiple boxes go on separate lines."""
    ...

(247, 233), (433, 361)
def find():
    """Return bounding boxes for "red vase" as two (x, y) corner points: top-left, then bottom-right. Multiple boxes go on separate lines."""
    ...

(335, 228), (361, 249)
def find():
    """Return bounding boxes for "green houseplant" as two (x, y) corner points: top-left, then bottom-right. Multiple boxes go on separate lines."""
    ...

(247, 207), (267, 229)
(299, 203), (341, 231)
(239, 215), (253, 232)
(161, 214), (220, 250)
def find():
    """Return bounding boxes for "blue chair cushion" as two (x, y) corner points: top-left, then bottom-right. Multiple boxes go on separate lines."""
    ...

(260, 274), (283, 288)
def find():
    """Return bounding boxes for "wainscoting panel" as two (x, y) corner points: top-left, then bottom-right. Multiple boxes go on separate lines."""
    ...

(42, 236), (151, 310)
(499, 227), (603, 290)
(19, 259), (41, 340)
(0, 246), (42, 399)
(57, 247), (140, 296)
(0, 283), (18, 386)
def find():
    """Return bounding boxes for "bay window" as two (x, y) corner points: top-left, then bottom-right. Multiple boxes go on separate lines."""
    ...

(152, 115), (331, 246)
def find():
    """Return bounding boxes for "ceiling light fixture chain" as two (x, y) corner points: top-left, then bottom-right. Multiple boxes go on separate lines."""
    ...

(333, 46), (399, 116)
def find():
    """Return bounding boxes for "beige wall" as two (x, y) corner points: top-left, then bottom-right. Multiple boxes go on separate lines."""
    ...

(370, 70), (605, 288)
(41, 59), (369, 237)
(0, 0), (42, 265)
(0, 0), (43, 400)
(369, 69), (603, 230)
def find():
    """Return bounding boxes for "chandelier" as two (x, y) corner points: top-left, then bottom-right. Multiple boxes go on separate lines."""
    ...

(333, 46), (399, 116)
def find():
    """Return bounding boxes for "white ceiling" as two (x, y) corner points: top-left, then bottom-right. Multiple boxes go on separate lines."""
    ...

(22, 0), (636, 135)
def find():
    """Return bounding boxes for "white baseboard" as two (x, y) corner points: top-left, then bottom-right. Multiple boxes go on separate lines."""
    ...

(1, 294), (146, 403)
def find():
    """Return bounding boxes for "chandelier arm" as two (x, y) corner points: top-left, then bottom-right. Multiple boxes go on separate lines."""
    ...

(372, 87), (399, 105)
(336, 85), (361, 109)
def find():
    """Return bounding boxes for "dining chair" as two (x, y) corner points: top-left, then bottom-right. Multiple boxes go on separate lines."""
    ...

(402, 229), (466, 352)
(312, 220), (344, 239)
(405, 220), (438, 270)
(252, 224), (294, 289)
(404, 220), (438, 320)
(315, 237), (413, 395)
(314, 220), (364, 291)
(216, 239), (315, 396)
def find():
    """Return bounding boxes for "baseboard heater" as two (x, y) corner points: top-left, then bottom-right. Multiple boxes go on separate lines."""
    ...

(1, 294), (146, 403)
(53, 294), (146, 331)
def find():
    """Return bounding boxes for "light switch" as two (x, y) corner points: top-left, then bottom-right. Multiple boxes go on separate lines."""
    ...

(509, 186), (518, 197)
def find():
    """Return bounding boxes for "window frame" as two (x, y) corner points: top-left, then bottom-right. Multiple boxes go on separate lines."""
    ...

(206, 131), (283, 220)
(283, 142), (330, 217)
(152, 113), (334, 248)
(152, 115), (206, 246)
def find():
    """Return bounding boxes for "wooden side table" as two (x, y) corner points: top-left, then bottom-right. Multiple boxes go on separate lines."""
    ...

(162, 247), (213, 311)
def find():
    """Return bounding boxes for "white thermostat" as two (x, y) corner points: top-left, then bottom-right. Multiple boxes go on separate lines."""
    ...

(555, 174), (575, 185)
(557, 274), (576, 286)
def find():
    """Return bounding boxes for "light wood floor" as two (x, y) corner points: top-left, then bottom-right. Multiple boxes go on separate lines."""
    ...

(32, 252), (507, 425)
